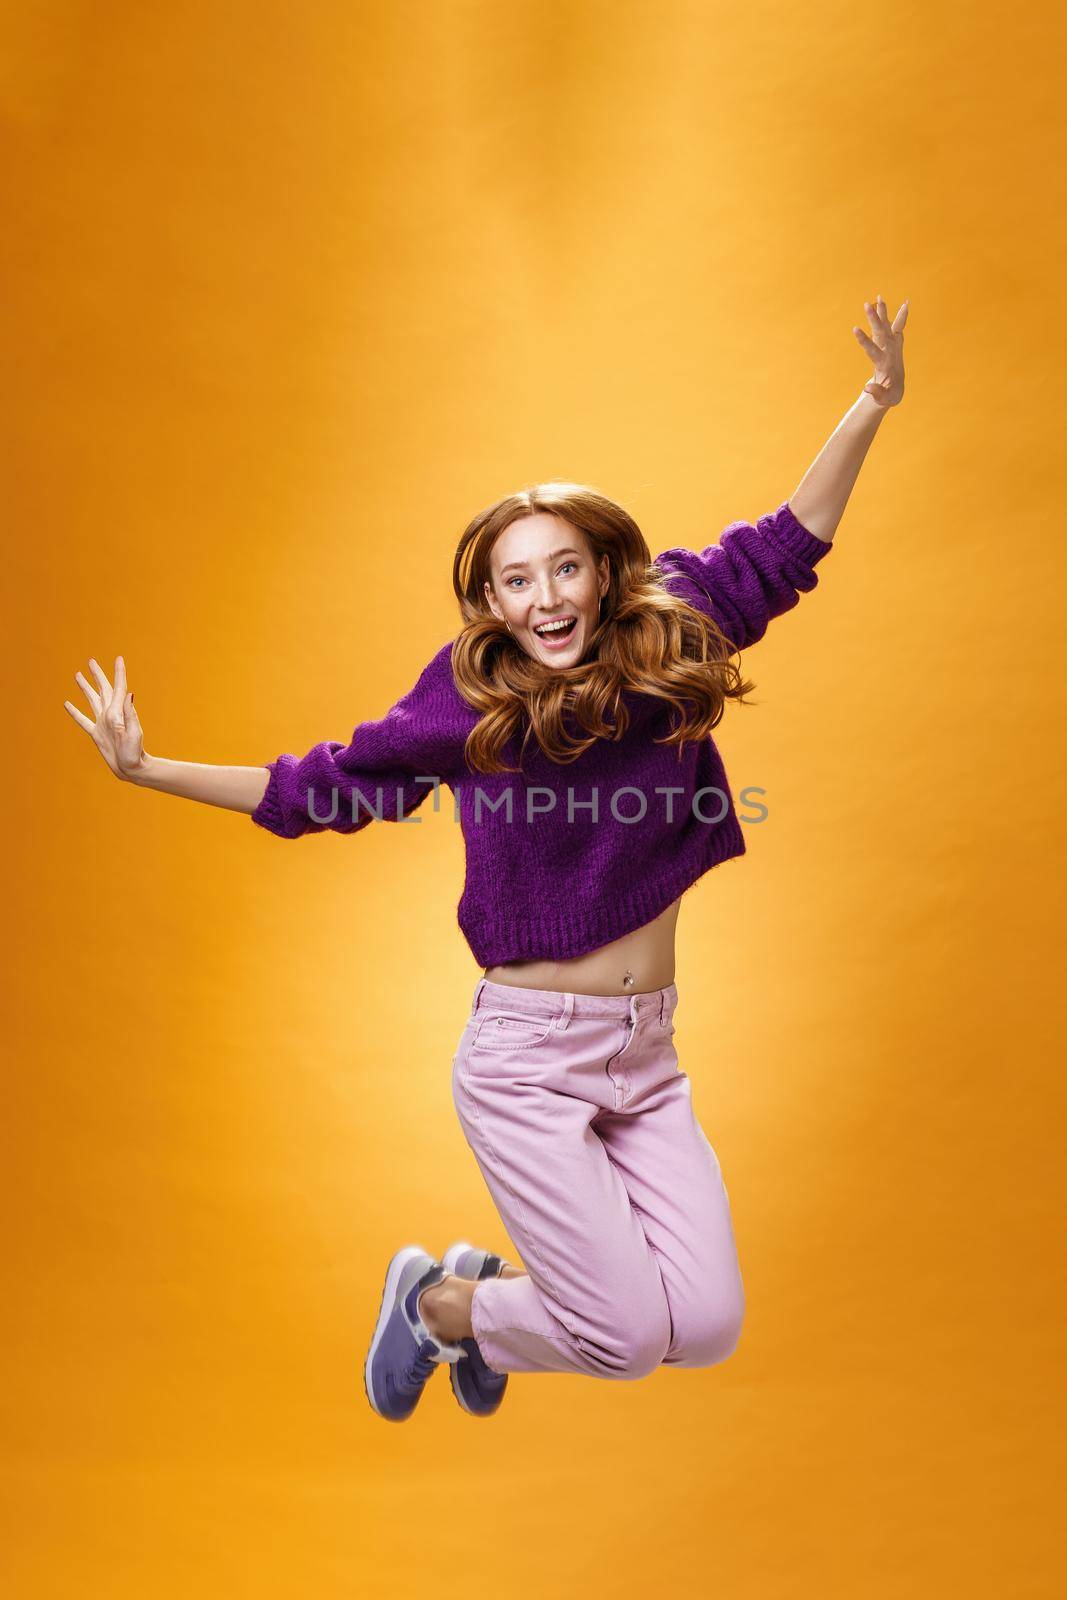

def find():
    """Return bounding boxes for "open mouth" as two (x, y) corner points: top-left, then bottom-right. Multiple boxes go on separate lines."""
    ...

(533, 616), (577, 641)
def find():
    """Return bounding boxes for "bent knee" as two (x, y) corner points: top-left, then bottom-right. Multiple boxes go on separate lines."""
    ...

(618, 1332), (670, 1380)
(675, 1291), (746, 1368)
(581, 1307), (672, 1380)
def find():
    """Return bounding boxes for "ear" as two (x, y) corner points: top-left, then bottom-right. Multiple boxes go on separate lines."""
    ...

(597, 553), (611, 598)
(483, 577), (504, 622)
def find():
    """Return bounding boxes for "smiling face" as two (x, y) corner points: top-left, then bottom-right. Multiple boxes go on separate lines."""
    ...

(483, 513), (611, 667)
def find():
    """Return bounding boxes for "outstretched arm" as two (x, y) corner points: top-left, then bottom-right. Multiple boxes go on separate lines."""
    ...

(63, 654), (270, 813)
(67, 643), (461, 835)
(790, 293), (908, 542)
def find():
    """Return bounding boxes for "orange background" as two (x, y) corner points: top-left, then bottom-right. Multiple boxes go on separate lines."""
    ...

(8, 3), (1065, 1596)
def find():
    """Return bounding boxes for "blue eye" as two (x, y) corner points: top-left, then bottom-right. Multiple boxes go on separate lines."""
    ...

(505, 562), (577, 589)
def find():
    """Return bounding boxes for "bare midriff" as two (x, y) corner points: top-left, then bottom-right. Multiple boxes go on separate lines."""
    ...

(481, 896), (682, 998)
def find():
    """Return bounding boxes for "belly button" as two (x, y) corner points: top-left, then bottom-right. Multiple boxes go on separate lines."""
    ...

(622, 969), (635, 988)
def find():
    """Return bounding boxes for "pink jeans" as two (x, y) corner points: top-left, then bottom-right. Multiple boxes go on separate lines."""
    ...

(451, 977), (746, 1379)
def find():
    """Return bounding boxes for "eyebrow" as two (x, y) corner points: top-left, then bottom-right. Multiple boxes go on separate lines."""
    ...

(499, 547), (582, 577)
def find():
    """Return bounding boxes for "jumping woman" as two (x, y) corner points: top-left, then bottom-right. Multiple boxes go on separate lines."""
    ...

(64, 294), (908, 1423)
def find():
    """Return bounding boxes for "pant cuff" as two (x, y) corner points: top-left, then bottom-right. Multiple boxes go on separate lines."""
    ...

(470, 1279), (510, 1375)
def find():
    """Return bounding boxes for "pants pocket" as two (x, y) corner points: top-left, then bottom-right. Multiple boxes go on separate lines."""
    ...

(469, 1010), (555, 1054)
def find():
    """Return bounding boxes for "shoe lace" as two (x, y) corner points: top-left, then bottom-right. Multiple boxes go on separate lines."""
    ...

(404, 1340), (440, 1385)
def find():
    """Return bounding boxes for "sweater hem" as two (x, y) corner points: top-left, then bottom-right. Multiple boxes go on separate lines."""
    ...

(458, 814), (747, 967)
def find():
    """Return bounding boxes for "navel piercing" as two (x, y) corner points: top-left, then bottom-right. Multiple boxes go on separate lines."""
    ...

(622, 969), (635, 988)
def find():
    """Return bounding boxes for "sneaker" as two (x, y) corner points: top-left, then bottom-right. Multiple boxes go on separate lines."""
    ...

(364, 1244), (467, 1422)
(441, 1239), (513, 1417)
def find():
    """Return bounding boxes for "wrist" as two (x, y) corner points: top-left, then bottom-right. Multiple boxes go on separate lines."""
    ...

(855, 391), (894, 432)
(124, 753), (155, 787)
(859, 386), (902, 417)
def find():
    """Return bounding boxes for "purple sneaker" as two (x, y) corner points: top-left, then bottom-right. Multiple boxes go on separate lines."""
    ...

(441, 1239), (513, 1417)
(364, 1245), (467, 1422)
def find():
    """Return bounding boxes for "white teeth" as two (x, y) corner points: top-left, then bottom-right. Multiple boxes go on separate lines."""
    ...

(534, 618), (575, 635)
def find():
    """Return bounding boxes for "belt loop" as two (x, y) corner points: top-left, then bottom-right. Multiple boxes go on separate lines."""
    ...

(473, 977), (487, 1013)
(629, 995), (639, 1026)
(658, 990), (666, 1028)
(556, 991), (574, 1031)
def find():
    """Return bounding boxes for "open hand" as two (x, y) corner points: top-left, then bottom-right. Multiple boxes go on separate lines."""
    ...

(853, 293), (908, 407)
(63, 654), (147, 782)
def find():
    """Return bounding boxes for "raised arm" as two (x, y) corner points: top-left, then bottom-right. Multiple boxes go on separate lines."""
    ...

(652, 502), (834, 653)
(790, 293), (908, 541)
(653, 292), (908, 651)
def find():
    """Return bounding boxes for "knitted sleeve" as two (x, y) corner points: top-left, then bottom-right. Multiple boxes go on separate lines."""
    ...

(250, 641), (459, 839)
(651, 501), (833, 652)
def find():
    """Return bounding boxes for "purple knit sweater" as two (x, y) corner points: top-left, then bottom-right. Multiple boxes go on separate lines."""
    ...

(251, 501), (833, 965)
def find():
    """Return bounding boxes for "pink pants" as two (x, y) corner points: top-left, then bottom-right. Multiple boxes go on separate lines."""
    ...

(451, 977), (746, 1379)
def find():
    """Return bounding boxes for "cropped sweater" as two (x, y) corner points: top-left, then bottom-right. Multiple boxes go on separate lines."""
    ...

(251, 501), (833, 965)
